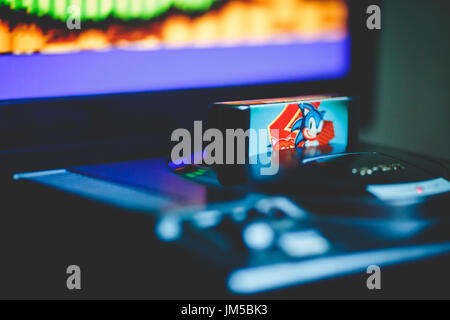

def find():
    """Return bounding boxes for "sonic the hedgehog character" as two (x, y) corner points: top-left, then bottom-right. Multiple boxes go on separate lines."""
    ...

(291, 103), (326, 148)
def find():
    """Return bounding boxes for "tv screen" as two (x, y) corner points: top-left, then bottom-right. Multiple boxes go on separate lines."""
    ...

(0, 0), (350, 101)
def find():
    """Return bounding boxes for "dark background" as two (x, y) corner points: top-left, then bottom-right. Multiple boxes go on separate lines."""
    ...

(0, 0), (449, 300)
(361, 0), (450, 160)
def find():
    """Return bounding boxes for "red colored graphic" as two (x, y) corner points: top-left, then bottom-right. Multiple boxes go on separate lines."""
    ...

(268, 102), (335, 150)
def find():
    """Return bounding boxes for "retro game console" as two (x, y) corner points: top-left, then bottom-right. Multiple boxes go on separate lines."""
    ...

(171, 95), (450, 218)
(13, 95), (450, 295)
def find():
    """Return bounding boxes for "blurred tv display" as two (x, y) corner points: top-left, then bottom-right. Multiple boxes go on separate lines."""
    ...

(0, 0), (350, 101)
